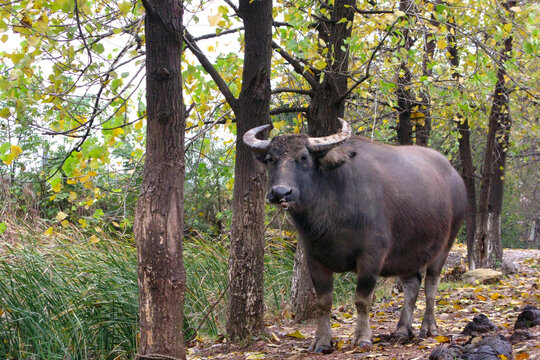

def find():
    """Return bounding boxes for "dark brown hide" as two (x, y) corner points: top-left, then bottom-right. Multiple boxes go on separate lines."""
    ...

(250, 130), (467, 352)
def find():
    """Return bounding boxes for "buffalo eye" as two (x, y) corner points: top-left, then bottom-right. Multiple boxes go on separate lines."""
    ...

(300, 154), (308, 161)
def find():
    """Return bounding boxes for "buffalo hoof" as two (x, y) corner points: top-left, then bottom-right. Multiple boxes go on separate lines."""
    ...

(309, 338), (333, 354)
(419, 328), (437, 338)
(392, 326), (414, 339)
(354, 340), (372, 350)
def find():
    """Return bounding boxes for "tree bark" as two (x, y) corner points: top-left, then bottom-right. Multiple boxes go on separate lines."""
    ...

(395, 0), (415, 145)
(290, 240), (317, 321)
(416, 14), (435, 147)
(473, 1), (515, 268)
(227, 0), (273, 340)
(307, 0), (355, 137)
(135, 0), (186, 358)
(291, 0), (355, 322)
(446, 16), (477, 269)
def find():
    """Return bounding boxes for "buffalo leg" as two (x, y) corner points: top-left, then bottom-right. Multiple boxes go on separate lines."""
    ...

(394, 272), (422, 338)
(353, 274), (377, 348)
(307, 257), (334, 353)
(420, 270), (440, 337)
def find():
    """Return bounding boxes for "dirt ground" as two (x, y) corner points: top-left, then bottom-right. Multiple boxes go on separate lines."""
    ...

(187, 247), (540, 359)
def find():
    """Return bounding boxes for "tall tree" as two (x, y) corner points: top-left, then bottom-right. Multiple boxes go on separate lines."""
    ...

(183, 0), (273, 340)
(227, 0), (273, 339)
(135, 0), (186, 358)
(473, 0), (516, 268)
(395, 0), (415, 146)
(446, 14), (477, 269)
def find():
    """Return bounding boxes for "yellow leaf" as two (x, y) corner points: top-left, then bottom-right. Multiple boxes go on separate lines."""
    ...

(208, 12), (223, 26)
(112, 127), (124, 137)
(245, 352), (265, 360)
(503, 23), (512, 32)
(68, 191), (78, 202)
(44, 226), (54, 237)
(476, 294), (486, 301)
(49, 194), (57, 201)
(498, 355), (508, 360)
(134, 120), (143, 130)
(55, 211), (68, 221)
(435, 335), (450, 343)
(332, 322), (341, 328)
(285, 330), (306, 339)
(490, 292), (501, 300)
(52, 182), (62, 193)
(437, 39), (447, 50)
(89, 235), (100, 244)
(271, 332), (280, 342)
(61, 220), (69, 228)
(10, 144), (22, 156)
(78, 219), (88, 228)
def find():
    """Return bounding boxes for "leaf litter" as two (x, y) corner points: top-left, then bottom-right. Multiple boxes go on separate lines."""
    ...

(187, 248), (540, 359)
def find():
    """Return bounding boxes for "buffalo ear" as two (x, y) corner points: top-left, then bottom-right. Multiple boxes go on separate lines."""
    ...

(318, 146), (356, 170)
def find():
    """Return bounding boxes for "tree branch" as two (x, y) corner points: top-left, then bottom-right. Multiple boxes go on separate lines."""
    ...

(272, 87), (313, 96)
(272, 41), (319, 89)
(339, 20), (397, 103)
(270, 105), (309, 116)
(184, 29), (239, 112)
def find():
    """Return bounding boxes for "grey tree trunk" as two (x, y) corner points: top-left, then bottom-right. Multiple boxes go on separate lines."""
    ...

(473, 1), (515, 268)
(226, 0), (273, 340)
(135, 0), (186, 358)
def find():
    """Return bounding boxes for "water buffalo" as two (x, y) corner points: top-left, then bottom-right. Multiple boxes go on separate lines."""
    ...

(244, 119), (467, 352)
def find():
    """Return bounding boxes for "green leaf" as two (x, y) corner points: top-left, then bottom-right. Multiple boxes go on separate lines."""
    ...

(92, 42), (105, 54)
(118, 1), (132, 16)
(0, 142), (11, 156)
(523, 41), (534, 55)
(0, 108), (10, 119)
(0, 222), (6, 234)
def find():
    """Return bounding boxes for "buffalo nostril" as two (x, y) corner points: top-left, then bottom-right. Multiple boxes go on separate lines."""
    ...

(268, 186), (292, 203)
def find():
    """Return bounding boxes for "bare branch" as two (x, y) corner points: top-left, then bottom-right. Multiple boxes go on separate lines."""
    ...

(272, 87), (313, 96)
(270, 105), (309, 116)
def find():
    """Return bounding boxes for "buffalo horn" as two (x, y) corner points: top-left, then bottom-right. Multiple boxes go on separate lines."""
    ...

(307, 118), (351, 152)
(243, 124), (272, 152)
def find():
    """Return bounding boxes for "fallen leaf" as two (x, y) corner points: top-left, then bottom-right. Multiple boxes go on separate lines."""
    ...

(285, 330), (305, 339)
(435, 335), (450, 343)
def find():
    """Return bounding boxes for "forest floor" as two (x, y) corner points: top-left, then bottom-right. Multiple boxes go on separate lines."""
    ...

(187, 246), (540, 360)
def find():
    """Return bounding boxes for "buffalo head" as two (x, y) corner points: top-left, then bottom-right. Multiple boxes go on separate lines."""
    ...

(243, 119), (354, 211)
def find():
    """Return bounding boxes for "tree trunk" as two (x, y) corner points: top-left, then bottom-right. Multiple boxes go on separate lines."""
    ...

(306, 0), (355, 137)
(457, 119), (477, 269)
(473, 2), (514, 268)
(227, 0), (272, 340)
(416, 21), (435, 146)
(135, 0), (186, 358)
(446, 16), (477, 269)
(395, 0), (415, 146)
(290, 240), (317, 321)
(291, 0), (355, 322)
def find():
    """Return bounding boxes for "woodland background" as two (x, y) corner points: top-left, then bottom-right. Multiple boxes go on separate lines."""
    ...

(0, 0), (538, 359)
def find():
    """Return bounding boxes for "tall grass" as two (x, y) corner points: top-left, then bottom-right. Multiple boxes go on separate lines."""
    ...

(0, 237), (139, 359)
(0, 228), (309, 359)
(0, 223), (363, 359)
